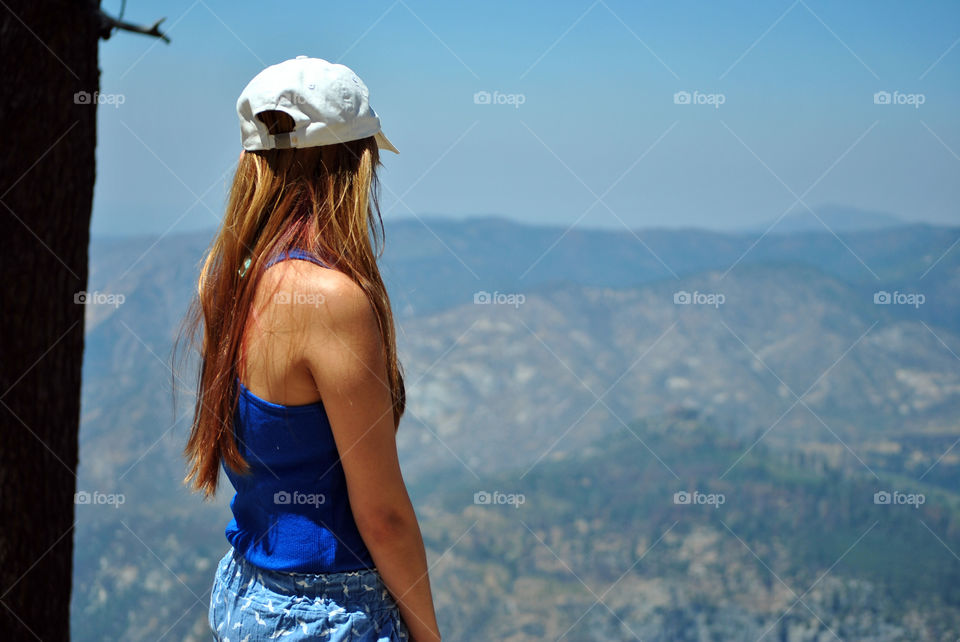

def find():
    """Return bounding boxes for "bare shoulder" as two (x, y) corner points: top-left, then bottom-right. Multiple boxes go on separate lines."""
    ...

(260, 259), (377, 339)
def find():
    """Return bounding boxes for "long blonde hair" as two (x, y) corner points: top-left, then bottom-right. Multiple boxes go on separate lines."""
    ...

(175, 110), (405, 500)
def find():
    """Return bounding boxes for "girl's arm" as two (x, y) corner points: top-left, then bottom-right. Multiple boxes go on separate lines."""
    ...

(295, 269), (441, 642)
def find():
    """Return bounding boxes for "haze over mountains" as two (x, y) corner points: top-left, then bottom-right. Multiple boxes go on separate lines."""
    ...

(743, 204), (907, 235)
(73, 214), (960, 640)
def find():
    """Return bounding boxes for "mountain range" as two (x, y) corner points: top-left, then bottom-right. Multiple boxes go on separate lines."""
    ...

(72, 216), (960, 640)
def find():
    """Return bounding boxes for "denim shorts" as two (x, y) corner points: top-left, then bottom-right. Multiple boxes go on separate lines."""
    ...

(208, 546), (410, 641)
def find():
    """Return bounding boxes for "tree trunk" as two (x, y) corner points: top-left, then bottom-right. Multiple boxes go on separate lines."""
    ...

(0, 0), (100, 640)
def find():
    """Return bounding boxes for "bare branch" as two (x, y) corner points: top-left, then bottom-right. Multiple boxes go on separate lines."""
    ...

(98, 10), (171, 43)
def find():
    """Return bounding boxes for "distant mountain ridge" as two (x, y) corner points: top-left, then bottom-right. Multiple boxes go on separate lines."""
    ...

(90, 214), (958, 322)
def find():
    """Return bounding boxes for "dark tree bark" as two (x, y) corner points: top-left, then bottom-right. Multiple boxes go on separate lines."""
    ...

(0, 1), (100, 639)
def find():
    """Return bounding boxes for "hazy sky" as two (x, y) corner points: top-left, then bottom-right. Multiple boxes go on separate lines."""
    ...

(92, 0), (960, 237)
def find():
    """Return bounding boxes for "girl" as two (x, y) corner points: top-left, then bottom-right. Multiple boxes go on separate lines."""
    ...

(177, 56), (441, 642)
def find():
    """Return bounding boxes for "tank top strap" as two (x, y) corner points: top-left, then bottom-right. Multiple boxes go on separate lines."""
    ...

(265, 247), (331, 269)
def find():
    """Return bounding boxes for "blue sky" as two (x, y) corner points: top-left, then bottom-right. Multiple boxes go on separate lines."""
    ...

(92, 0), (960, 237)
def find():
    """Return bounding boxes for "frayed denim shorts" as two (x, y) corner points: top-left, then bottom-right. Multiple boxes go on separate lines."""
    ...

(208, 546), (410, 641)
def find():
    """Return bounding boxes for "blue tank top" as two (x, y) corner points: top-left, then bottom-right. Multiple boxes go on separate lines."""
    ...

(222, 247), (375, 573)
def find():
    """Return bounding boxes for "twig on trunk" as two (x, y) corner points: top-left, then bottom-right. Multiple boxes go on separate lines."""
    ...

(98, 10), (170, 43)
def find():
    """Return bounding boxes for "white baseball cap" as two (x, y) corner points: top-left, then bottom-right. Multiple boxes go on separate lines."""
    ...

(237, 55), (399, 154)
